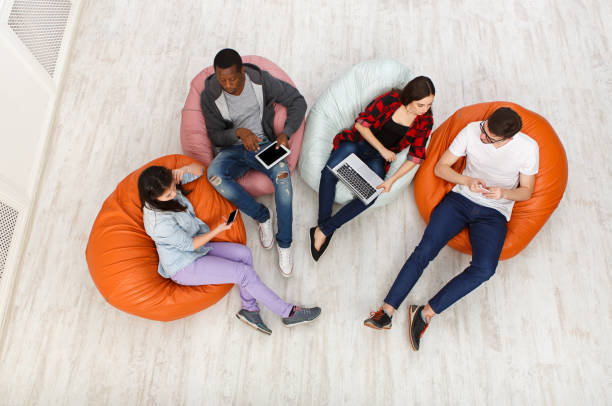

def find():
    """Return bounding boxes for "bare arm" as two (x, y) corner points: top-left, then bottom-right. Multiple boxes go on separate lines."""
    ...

(355, 122), (396, 162)
(434, 150), (488, 193)
(435, 150), (536, 201)
(389, 160), (417, 182)
(434, 150), (485, 187)
(192, 221), (234, 250)
(484, 173), (535, 201)
(377, 160), (417, 192)
(172, 162), (205, 184)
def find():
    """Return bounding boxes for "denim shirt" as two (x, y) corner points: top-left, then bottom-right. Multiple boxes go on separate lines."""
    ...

(143, 173), (211, 278)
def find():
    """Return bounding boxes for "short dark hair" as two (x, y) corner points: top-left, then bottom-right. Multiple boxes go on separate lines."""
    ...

(213, 48), (243, 70)
(138, 166), (190, 213)
(399, 76), (436, 115)
(487, 107), (523, 139)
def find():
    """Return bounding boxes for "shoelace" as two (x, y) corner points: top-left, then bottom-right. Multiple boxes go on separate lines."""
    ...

(369, 309), (386, 320)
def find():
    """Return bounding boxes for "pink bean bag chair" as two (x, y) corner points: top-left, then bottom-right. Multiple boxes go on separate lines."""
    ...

(180, 55), (306, 197)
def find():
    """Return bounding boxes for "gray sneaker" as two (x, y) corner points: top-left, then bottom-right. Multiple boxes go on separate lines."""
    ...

(282, 306), (321, 327)
(236, 309), (272, 335)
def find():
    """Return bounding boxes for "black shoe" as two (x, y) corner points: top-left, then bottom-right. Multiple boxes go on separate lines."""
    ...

(309, 226), (333, 261)
(363, 307), (392, 330)
(408, 305), (430, 351)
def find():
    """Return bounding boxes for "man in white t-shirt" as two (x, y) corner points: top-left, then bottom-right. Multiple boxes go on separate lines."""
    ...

(363, 107), (539, 351)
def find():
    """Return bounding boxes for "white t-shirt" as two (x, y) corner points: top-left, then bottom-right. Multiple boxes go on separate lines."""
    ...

(449, 121), (539, 221)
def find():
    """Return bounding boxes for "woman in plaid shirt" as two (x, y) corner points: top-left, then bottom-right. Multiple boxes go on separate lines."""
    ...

(309, 76), (435, 261)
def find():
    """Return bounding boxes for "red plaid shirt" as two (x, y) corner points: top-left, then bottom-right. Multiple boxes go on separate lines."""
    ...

(332, 90), (434, 173)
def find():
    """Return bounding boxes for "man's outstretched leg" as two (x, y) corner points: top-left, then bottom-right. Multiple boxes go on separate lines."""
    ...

(364, 192), (470, 332)
(407, 204), (507, 351)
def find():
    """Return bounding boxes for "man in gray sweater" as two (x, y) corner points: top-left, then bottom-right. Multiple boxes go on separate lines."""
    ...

(201, 49), (307, 277)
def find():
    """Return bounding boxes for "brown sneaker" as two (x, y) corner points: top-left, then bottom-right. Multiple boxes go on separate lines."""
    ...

(363, 307), (392, 330)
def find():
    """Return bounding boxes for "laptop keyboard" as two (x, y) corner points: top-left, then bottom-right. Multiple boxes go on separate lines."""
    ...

(337, 164), (377, 199)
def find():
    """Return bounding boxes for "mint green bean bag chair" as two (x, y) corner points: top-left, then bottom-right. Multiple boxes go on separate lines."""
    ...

(299, 60), (415, 206)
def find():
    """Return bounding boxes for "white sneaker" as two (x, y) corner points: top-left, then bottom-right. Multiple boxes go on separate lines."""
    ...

(277, 245), (293, 278)
(259, 211), (274, 250)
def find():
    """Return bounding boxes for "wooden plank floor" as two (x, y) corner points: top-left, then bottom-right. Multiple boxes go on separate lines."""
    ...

(1, 0), (610, 404)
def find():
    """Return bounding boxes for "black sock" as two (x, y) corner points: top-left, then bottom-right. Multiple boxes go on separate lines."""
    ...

(289, 306), (297, 317)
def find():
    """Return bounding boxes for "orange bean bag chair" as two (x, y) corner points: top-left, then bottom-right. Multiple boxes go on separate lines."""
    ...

(414, 102), (567, 260)
(86, 154), (246, 321)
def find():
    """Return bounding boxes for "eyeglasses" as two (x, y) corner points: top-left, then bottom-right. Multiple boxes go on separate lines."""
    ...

(480, 121), (506, 144)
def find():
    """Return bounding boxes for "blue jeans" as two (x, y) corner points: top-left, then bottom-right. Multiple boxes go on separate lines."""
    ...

(317, 141), (386, 236)
(384, 192), (507, 314)
(207, 142), (293, 248)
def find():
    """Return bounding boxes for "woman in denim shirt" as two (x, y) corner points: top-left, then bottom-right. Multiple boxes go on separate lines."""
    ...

(139, 163), (320, 334)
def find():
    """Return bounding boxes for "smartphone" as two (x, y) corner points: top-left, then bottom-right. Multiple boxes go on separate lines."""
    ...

(226, 209), (238, 225)
(479, 185), (490, 193)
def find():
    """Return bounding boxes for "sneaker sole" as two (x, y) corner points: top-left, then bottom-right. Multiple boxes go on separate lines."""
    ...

(283, 313), (321, 327)
(279, 263), (293, 278)
(236, 313), (272, 335)
(408, 305), (419, 351)
(260, 240), (274, 250)
(363, 320), (392, 330)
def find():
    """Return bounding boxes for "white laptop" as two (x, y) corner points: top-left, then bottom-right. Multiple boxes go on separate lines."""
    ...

(328, 153), (384, 205)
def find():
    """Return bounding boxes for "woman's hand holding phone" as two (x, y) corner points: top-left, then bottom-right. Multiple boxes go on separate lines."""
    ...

(214, 221), (234, 234)
(213, 210), (237, 234)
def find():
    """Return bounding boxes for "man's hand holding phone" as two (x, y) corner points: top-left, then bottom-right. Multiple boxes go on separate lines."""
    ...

(482, 187), (505, 200)
(466, 177), (488, 193)
(466, 178), (505, 200)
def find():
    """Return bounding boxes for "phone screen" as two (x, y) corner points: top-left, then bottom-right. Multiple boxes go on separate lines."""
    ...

(226, 210), (237, 225)
(257, 143), (288, 166)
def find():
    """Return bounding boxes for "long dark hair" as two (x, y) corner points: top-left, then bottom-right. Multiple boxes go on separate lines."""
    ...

(397, 76), (436, 115)
(138, 166), (190, 213)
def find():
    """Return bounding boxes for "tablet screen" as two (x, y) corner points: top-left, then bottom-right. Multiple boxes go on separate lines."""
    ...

(257, 143), (289, 166)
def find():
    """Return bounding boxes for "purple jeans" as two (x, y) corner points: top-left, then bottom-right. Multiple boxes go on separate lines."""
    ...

(171, 242), (292, 317)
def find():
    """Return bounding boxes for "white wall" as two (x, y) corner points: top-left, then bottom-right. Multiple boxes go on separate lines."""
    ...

(0, 35), (54, 204)
(0, 0), (82, 333)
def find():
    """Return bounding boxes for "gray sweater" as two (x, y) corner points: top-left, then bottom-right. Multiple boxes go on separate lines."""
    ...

(200, 63), (307, 148)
